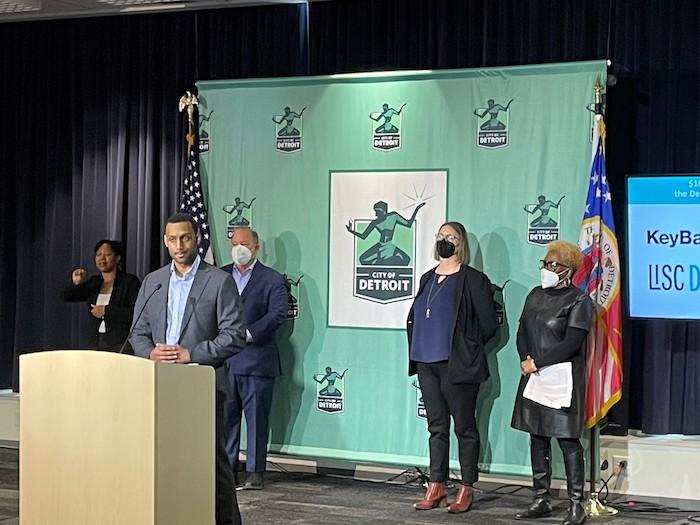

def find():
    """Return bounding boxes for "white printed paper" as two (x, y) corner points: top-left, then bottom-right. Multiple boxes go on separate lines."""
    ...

(523, 362), (573, 409)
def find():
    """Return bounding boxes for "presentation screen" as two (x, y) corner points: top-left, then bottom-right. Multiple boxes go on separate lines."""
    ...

(627, 175), (700, 319)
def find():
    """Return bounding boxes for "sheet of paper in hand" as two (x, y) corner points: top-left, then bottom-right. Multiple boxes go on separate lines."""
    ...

(523, 362), (573, 409)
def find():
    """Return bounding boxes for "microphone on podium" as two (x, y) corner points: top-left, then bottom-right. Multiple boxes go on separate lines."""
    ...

(118, 283), (162, 354)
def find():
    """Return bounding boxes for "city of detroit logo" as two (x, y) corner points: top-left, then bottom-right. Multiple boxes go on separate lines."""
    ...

(474, 98), (513, 148)
(369, 102), (406, 151)
(283, 274), (303, 320)
(223, 196), (255, 239)
(524, 194), (564, 245)
(273, 106), (307, 153)
(346, 200), (426, 303)
(198, 110), (213, 154)
(313, 367), (348, 414)
(412, 379), (426, 420)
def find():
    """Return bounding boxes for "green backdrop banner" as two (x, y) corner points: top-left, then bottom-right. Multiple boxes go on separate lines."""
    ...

(198, 60), (607, 477)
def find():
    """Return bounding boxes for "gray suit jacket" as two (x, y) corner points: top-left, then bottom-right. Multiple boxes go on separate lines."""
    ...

(130, 261), (247, 390)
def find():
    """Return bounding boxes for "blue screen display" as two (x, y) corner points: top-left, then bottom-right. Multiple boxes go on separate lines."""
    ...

(627, 175), (700, 319)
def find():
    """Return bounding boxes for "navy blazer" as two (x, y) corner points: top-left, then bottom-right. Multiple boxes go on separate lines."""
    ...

(221, 261), (288, 377)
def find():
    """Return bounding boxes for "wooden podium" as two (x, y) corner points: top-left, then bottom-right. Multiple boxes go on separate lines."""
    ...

(20, 350), (215, 525)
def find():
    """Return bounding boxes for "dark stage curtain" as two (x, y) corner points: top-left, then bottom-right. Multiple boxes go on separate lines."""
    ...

(1, 0), (699, 434)
(0, 15), (197, 386)
(0, 4), (308, 389)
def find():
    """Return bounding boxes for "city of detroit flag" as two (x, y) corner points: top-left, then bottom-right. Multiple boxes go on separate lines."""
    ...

(573, 114), (623, 428)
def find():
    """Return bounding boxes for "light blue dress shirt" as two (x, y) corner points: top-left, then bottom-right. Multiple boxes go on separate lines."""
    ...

(166, 255), (201, 345)
(231, 259), (256, 342)
(231, 259), (256, 294)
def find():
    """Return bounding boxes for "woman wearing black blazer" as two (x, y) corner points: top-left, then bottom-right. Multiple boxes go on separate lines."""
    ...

(407, 221), (499, 514)
(61, 240), (141, 351)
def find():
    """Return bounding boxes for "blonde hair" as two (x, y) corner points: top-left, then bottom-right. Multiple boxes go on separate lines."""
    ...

(434, 221), (470, 265)
(546, 240), (583, 270)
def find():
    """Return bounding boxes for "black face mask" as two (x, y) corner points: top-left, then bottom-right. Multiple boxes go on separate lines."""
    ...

(436, 239), (456, 258)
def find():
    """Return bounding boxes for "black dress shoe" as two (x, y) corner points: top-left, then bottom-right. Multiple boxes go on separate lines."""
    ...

(236, 472), (264, 491)
(514, 498), (552, 520)
(563, 501), (587, 525)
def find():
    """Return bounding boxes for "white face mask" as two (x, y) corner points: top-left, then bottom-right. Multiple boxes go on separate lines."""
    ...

(540, 268), (561, 289)
(231, 245), (253, 266)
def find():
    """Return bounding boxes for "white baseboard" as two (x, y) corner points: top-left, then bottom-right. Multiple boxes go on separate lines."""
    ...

(600, 432), (700, 502)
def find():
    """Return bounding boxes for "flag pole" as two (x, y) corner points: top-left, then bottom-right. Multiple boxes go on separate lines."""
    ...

(584, 78), (617, 519)
(586, 422), (617, 518)
(177, 90), (216, 265)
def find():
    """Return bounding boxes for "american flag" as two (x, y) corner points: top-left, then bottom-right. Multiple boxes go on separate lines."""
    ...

(573, 114), (623, 428)
(180, 132), (215, 264)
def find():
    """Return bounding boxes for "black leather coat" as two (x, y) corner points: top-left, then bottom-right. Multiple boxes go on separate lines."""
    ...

(511, 285), (593, 438)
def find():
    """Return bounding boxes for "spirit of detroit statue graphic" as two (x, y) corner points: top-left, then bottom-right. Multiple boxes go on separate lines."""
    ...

(346, 201), (426, 266)
(198, 110), (213, 138)
(524, 195), (565, 228)
(223, 197), (256, 227)
(283, 274), (303, 314)
(283, 274), (303, 297)
(412, 379), (424, 403)
(473, 99), (514, 130)
(314, 367), (349, 397)
(272, 106), (307, 136)
(369, 103), (407, 134)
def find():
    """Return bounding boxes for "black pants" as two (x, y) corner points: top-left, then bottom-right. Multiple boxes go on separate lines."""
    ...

(216, 389), (242, 525)
(417, 361), (480, 484)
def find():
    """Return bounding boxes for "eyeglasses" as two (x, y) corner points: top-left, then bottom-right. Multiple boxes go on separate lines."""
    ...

(436, 233), (460, 243)
(539, 259), (569, 270)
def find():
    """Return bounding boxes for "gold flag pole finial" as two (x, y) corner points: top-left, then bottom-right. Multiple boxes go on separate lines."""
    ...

(594, 77), (604, 116)
(179, 91), (199, 155)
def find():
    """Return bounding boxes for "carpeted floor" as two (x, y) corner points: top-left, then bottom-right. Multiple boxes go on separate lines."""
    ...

(0, 448), (18, 525)
(2, 447), (698, 524)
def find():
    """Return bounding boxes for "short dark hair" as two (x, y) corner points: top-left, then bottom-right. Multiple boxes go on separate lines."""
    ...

(165, 212), (198, 234)
(93, 239), (124, 257)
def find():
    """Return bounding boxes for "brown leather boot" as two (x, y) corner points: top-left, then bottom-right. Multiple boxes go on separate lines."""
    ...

(414, 482), (447, 510)
(447, 484), (473, 513)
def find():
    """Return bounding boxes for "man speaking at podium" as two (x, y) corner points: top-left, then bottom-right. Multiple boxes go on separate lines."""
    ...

(130, 213), (247, 525)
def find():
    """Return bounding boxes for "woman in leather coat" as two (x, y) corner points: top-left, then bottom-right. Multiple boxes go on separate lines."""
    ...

(511, 240), (593, 525)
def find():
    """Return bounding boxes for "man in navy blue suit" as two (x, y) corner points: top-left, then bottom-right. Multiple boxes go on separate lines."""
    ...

(221, 227), (288, 490)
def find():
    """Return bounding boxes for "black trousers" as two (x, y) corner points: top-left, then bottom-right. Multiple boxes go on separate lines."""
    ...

(417, 361), (480, 485)
(216, 389), (242, 525)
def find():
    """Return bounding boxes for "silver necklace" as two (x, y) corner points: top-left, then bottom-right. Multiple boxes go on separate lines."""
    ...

(425, 273), (449, 318)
